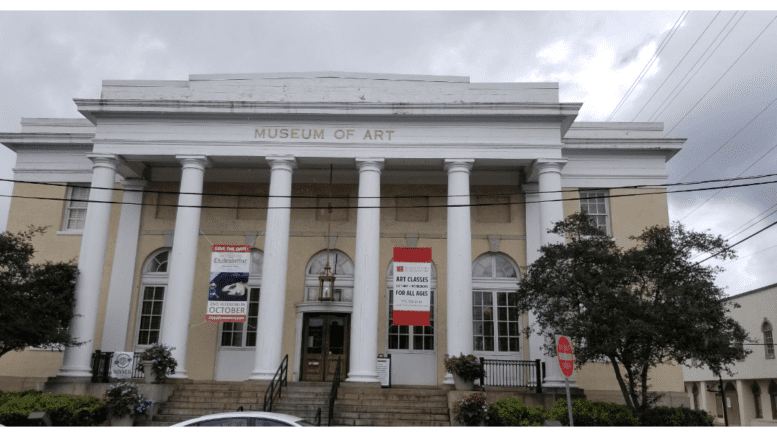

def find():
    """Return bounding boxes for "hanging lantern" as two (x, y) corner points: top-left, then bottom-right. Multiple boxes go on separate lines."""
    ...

(318, 262), (335, 301)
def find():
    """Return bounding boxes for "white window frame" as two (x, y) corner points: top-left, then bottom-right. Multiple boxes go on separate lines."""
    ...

(134, 249), (170, 351)
(218, 249), (263, 350)
(386, 261), (437, 354)
(579, 189), (611, 236)
(58, 185), (90, 234)
(471, 253), (521, 357)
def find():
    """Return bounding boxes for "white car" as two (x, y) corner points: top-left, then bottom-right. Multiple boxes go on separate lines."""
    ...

(171, 412), (315, 427)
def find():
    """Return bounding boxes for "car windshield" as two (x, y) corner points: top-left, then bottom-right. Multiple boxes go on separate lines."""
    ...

(296, 420), (316, 426)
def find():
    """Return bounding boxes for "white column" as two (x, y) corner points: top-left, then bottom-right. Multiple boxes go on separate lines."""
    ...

(523, 183), (545, 366)
(699, 381), (710, 413)
(533, 158), (575, 388)
(444, 159), (474, 386)
(347, 158), (384, 383)
(57, 154), (119, 378)
(101, 179), (146, 351)
(159, 155), (209, 379)
(250, 155), (296, 380)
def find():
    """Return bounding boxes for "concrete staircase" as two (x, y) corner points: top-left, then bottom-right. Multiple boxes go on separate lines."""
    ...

(143, 381), (450, 426)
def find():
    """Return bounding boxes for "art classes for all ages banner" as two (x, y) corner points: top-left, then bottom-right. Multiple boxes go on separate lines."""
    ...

(392, 247), (432, 326)
(207, 245), (250, 323)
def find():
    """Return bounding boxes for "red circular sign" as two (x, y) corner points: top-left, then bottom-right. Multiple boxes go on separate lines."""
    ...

(557, 336), (574, 378)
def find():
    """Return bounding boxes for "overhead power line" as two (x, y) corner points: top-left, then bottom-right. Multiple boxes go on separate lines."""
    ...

(607, 11), (689, 122)
(695, 219), (777, 265)
(2, 172), (777, 201)
(630, 11), (722, 122)
(2, 176), (777, 211)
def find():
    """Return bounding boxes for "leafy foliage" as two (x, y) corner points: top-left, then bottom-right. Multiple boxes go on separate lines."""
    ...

(548, 398), (639, 426)
(485, 396), (548, 426)
(136, 343), (178, 383)
(0, 390), (106, 426)
(517, 212), (750, 410)
(636, 406), (714, 426)
(453, 393), (488, 426)
(0, 227), (81, 358)
(104, 382), (154, 419)
(444, 354), (485, 382)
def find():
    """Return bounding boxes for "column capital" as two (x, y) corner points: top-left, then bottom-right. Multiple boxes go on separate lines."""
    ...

(444, 158), (474, 173)
(176, 155), (211, 170)
(355, 158), (385, 172)
(266, 155), (297, 172)
(120, 178), (147, 191)
(532, 158), (567, 173)
(86, 153), (120, 170)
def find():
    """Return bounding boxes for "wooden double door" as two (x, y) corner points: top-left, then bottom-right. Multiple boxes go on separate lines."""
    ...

(300, 313), (350, 382)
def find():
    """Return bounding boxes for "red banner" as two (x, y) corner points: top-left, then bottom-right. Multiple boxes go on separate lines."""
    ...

(393, 247), (432, 263)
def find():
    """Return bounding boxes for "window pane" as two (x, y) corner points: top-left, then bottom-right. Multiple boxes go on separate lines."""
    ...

(485, 337), (494, 351)
(498, 337), (508, 352)
(221, 332), (232, 346)
(246, 332), (256, 347)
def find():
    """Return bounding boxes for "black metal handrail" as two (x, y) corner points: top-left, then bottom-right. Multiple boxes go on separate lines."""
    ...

(479, 358), (543, 393)
(327, 358), (342, 427)
(263, 354), (289, 412)
(314, 407), (322, 427)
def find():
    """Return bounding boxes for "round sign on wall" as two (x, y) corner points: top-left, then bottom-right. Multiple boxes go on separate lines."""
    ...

(557, 336), (575, 378)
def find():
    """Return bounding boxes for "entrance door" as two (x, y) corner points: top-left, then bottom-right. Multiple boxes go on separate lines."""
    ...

(301, 313), (349, 382)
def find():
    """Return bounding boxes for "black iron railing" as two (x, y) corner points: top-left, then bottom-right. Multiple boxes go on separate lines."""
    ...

(263, 354), (288, 412)
(479, 358), (543, 393)
(315, 408), (322, 427)
(90, 351), (147, 382)
(327, 358), (342, 427)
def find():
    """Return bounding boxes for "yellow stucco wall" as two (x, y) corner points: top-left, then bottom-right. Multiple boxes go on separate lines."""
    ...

(1, 180), (682, 395)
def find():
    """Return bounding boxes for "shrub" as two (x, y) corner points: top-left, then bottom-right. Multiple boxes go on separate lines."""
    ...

(136, 343), (178, 383)
(444, 354), (485, 382)
(486, 396), (548, 426)
(453, 393), (489, 426)
(548, 398), (638, 426)
(105, 382), (154, 419)
(637, 406), (714, 426)
(0, 390), (107, 426)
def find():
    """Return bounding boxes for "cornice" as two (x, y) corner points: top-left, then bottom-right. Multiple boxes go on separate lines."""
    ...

(0, 133), (95, 149)
(74, 98), (582, 122)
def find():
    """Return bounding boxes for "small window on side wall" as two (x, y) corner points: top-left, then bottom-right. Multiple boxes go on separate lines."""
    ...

(62, 185), (90, 231)
(579, 190), (610, 236)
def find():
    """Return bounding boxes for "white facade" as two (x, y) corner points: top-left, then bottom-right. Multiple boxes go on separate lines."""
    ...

(684, 283), (777, 426)
(0, 72), (685, 391)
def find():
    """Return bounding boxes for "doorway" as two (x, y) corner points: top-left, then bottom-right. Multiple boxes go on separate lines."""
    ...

(300, 313), (350, 382)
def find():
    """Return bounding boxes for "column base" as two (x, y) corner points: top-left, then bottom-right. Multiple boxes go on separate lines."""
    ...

(543, 375), (578, 388)
(166, 371), (189, 380)
(56, 367), (93, 379)
(345, 371), (380, 384)
(248, 370), (277, 381)
(443, 372), (455, 388)
(341, 381), (382, 388)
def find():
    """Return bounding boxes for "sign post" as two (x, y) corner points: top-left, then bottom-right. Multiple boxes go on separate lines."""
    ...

(557, 335), (575, 427)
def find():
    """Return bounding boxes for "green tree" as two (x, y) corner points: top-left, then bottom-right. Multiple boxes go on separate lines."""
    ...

(517, 212), (749, 411)
(0, 227), (82, 358)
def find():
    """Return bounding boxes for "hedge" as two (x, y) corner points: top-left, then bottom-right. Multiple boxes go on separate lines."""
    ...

(636, 406), (714, 426)
(0, 390), (107, 426)
(548, 398), (639, 426)
(486, 396), (548, 426)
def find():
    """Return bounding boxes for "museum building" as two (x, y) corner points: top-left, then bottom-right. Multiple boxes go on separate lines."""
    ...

(0, 72), (687, 399)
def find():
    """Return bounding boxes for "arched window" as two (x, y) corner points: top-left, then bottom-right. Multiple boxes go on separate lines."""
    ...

(763, 319), (774, 359)
(387, 261), (438, 352)
(472, 253), (520, 354)
(752, 381), (763, 419)
(136, 249), (170, 346)
(304, 250), (354, 302)
(220, 249), (263, 348)
(769, 380), (777, 419)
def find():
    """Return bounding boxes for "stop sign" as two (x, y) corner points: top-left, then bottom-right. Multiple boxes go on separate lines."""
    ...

(557, 336), (574, 378)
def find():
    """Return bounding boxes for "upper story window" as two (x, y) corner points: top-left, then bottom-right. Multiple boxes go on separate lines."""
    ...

(763, 319), (774, 359)
(62, 185), (90, 231)
(579, 190), (610, 236)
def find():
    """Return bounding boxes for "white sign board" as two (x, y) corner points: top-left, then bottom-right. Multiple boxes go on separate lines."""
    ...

(393, 261), (431, 312)
(207, 245), (251, 323)
(109, 352), (134, 379)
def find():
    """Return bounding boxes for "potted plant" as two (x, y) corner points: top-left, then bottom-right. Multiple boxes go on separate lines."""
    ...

(444, 354), (485, 390)
(453, 393), (489, 426)
(136, 343), (178, 383)
(105, 382), (155, 426)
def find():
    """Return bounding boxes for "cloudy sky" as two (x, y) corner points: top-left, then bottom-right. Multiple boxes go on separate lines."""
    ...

(1, 10), (776, 296)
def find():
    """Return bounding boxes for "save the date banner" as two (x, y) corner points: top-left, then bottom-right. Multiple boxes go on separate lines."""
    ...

(392, 247), (431, 326)
(207, 245), (250, 323)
